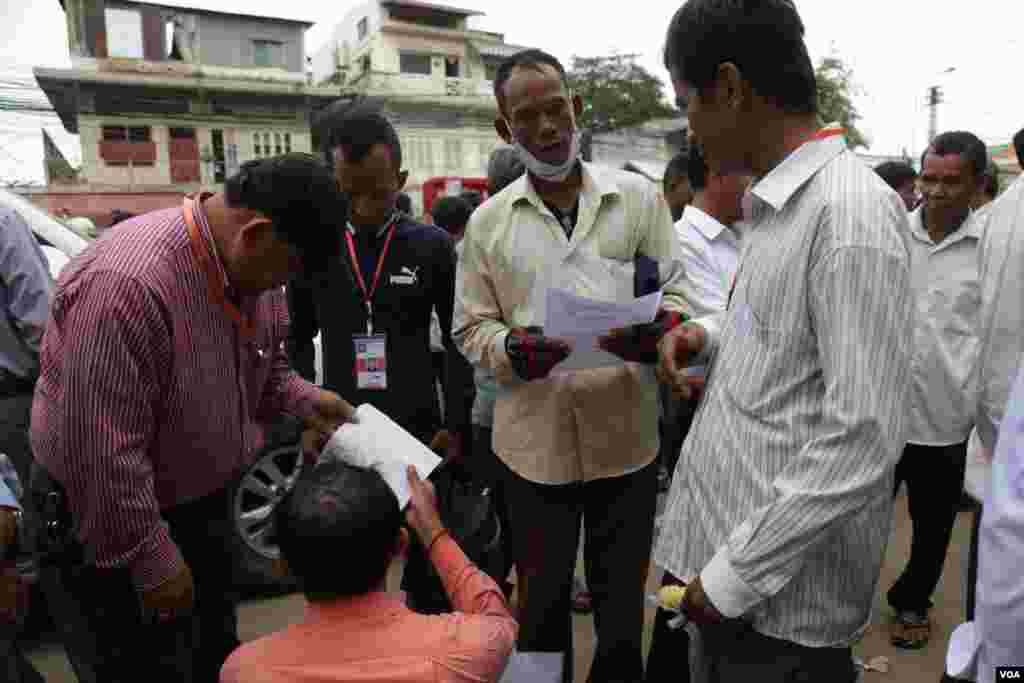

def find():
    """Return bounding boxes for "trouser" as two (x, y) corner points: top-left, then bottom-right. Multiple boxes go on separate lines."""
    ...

(0, 393), (44, 683)
(888, 441), (967, 613)
(965, 501), (981, 621)
(54, 487), (240, 683)
(501, 458), (658, 683)
(659, 394), (696, 480)
(470, 425), (514, 595)
(644, 572), (690, 683)
(696, 620), (857, 683)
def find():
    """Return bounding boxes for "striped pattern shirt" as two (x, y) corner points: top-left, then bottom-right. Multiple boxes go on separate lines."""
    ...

(654, 135), (914, 647)
(30, 202), (319, 592)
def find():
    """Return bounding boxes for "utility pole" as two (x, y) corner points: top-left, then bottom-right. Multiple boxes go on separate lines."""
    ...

(927, 85), (943, 143)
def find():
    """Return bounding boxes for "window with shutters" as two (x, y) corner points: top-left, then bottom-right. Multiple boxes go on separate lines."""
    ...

(252, 131), (293, 159)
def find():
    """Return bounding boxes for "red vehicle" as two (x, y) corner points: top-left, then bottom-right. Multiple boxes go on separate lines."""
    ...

(421, 176), (489, 215)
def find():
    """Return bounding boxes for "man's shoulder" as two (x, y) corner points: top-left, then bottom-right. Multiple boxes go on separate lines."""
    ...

(59, 208), (189, 296)
(220, 634), (286, 683)
(398, 217), (451, 244)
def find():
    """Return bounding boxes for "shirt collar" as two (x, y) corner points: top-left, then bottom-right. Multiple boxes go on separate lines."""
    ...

(346, 212), (400, 239)
(189, 192), (231, 290)
(508, 162), (620, 213)
(749, 135), (847, 213)
(304, 591), (406, 622)
(909, 206), (984, 246)
(682, 205), (732, 241)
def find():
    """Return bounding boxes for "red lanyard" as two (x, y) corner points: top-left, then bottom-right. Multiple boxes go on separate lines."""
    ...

(345, 223), (397, 335)
(182, 194), (256, 339)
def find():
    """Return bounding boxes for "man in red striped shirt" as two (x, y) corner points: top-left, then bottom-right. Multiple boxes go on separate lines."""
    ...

(30, 154), (354, 683)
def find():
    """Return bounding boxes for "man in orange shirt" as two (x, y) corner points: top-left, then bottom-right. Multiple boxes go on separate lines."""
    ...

(220, 462), (517, 683)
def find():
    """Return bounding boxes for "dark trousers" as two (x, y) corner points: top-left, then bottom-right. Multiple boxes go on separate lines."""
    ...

(644, 572), (690, 683)
(659, 394), (696, 480)
(888, 441), (967, 613)
(0, 393), (44, 683)
(965, 501), (981, 621)
(501, 457), (658, 683)
(698, 620), (856, 683)
(56, 488), (240, 683)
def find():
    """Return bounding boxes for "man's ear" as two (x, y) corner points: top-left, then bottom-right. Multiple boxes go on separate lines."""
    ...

(495, 117), (512, 144)
(396, 526), (410, 559)
(239, 215), (275, 246)
(716, 61), (745, 111)
(397, 170), (409, 193)
(572, 93), (584, 119)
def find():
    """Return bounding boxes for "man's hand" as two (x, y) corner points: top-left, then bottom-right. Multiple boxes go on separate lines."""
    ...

(405, 466), (445, 547)
(506, 326), (572, 381)
(680, 575), (725, 626)
(140, 562), (195, 623)
(305, 389), (355, 442)
(656, 322), (708, 401)
(599, 309), (688, 364)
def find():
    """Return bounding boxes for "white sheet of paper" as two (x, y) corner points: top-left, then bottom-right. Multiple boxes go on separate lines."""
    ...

(544, 288), (663, 371)
(499, 652), (563, 683)
(319, 404), (441, 508)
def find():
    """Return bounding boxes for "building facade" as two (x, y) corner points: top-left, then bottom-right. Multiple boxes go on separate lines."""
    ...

(311, 0), (534, 214)
(36, 0), (344, 194)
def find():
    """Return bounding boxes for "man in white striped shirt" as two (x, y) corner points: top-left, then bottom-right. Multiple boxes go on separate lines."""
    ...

(651, 1), (914, 681)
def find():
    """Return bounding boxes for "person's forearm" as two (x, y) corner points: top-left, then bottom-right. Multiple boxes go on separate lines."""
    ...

(431, 533), (512, 619)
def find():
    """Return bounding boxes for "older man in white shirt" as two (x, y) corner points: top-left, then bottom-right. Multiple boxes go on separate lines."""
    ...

(675, 143), (748, 318)
(886, 131), (989, 650)
(944, 173), (1024, 682)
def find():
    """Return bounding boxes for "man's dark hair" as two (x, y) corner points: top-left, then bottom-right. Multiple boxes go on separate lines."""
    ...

(921, 131), (989, 178)
(396, 192), (413, 215)
(686, 145), (709, 192)
(275, 460), (402, 601)
(982, 161), (1000, 199)
(486, 145), (525, 194)
(431, 196), (473, 236)
(224, 153), (346, 262)
(493, 49), (569, 116)
(109, 209), (135, 226)
(663, 150), (690, 194)
(874, 161), (918, 191)
(1013, 128), (1024, 168)
(459, 190), (483, 211)
(319, 102), (402, 169)
(663, 0), (817, 115)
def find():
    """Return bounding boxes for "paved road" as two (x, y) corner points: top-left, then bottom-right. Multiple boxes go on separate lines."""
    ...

(28, 490), (971, 682)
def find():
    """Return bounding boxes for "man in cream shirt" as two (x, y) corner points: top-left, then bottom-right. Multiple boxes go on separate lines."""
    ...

(454, 49), (688, 683)
(887, 131), (989, 649)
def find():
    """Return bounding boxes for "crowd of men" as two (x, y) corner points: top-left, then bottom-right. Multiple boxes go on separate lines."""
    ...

(2, 0), (1024, 682)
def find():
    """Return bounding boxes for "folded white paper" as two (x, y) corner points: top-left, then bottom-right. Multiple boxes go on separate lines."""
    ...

(499, 652), (563, 683)
(544, 287), (663, 371)
(319, 404), (442, 508)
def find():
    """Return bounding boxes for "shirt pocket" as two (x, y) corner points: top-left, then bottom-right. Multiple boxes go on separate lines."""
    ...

(719, 303), (788, 410)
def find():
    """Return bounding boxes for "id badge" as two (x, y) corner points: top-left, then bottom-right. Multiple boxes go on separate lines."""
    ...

(354, 334), (387, 390)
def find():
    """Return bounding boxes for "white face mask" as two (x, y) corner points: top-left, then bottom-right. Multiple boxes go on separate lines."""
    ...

(504, 120), (581, 183)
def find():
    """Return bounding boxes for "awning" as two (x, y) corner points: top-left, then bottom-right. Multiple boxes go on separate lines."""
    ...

(470, 40), (533, 61)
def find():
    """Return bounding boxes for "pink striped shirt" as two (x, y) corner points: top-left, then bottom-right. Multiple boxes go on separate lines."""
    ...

(30, 202), (320, 592)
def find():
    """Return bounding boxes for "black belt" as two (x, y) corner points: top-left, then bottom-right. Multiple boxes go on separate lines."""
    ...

(0, 368), (36, 398)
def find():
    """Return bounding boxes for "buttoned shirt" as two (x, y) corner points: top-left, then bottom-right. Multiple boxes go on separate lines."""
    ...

(0, 207), (54, 379)
(675, 205), (741, 317)
(946, 354), (1024, 681)
(220, 534), (517, 683)
(972, 176), (1024, 454)
(655, 135), (914, 647)
(454, 163), (689, 484)
(31, 203), (319, 592)
(905, 207), (983, 446)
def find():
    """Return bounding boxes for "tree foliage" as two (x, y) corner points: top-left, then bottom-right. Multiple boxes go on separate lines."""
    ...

(816, 56), (869, 150)
(567, 54), (678, 135)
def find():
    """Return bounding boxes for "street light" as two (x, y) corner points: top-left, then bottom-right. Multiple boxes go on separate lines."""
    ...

(927, 67), (956, 143)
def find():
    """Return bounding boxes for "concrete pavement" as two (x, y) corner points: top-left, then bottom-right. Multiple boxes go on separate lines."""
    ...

(27, 490), (972, 682)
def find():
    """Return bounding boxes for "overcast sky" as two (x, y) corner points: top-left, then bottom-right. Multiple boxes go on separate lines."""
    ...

(1, 0), (1021, 184)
